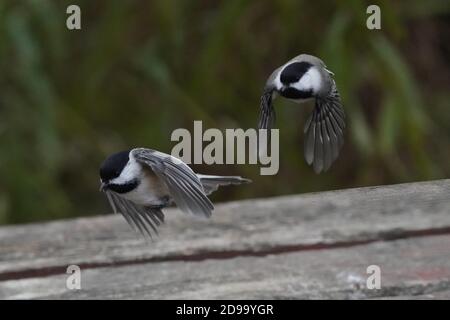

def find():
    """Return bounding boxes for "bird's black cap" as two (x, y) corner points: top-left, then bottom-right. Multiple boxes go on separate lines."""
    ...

(280, 61), (312, 85)
(99, 150), (131, 182)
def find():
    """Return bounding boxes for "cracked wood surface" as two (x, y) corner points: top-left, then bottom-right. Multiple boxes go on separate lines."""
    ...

(1, 179), (450, 299)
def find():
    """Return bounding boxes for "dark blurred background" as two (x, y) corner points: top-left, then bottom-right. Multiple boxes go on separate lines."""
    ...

(0, 0), (449, 225)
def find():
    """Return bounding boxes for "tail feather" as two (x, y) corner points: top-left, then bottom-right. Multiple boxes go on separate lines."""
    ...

(197, 175), (252, 195)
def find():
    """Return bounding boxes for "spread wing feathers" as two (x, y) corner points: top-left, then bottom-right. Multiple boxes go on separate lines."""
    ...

(132, 148), (214, 217)
(197, 175), (252, 195)
(106, 191), (164, 240)
(258, 88), (276, 130)
(304, 83), (345, 173)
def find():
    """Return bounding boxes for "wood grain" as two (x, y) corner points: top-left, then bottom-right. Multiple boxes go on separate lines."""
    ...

(1, 179), (450, 299)
(2, 234), (450, 299)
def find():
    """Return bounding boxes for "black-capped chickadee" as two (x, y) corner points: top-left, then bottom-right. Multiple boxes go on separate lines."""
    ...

(259, 54), (345, 173)
(99, 148), (251, 239)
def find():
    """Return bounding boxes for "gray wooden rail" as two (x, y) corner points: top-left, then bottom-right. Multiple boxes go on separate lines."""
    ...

(1, 179), (450, 299)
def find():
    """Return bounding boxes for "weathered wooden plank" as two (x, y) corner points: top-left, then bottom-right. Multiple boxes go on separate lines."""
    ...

(380, 290), (450, 300)
(1, 234), (450, 299)
(1, 179), (450, 279)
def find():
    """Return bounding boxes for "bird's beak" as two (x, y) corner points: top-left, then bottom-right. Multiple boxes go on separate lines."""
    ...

(100, 182), (108, 192)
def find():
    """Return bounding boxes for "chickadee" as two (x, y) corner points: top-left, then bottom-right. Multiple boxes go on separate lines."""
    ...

(99, 148), (251, 239)
(259, 54), (345, 173)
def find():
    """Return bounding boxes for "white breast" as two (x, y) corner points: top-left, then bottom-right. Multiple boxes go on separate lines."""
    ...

(121, 170), (169, 206)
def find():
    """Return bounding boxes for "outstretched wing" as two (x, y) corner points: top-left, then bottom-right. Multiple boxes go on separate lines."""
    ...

(132, 148), (214, 217)
(258, 87), (276, 130)
(259, 66), (282, 130)
(304, 81), (345, 173)
(106, 191), (164, 240)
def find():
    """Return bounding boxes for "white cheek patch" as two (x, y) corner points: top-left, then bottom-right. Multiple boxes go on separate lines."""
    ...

(109, 158), (141, 185)
(291, 67), (322, 93)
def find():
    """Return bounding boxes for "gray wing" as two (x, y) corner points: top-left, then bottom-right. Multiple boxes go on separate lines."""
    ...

(304, 81), (345, 173)
(258, 87), (276, 130)
(258, 66), (282, 130)
(132, 148), (214, 217)
(106, 191), (164, 240)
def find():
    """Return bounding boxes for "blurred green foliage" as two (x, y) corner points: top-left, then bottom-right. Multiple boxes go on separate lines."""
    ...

(0, 0), (449, 224)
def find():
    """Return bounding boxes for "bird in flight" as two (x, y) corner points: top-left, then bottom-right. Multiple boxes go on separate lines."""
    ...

(99, 148), (251, 239)
(259, 54), (345, 173)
